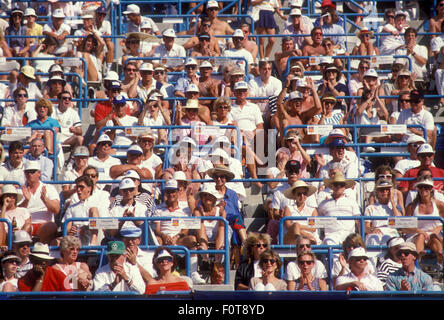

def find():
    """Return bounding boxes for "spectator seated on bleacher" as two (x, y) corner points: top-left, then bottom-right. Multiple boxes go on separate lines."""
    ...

(26, 98), (61, 156)
(393, 135), (426, 179)
(248, 249), (287, 291)
(399, 143), (444, 198)
(23, 138), (53, 182)
(283, 8), (312, 53)
(8, 65), (42, 110)
(248, 59), (282, 125)
(385, 242), (435, 291)
(335, 247), (384, 291)
(41, 64), (73, 96)
(197, 61), (220, 114)
(348, 59), (370, 97)
(93, 5), (114, 76)
(396, 89), (436, 146)
(0, 184), (32, 245)
(220, 65), (244, 98)
(61, 146), (90, 201)
(121, 33), (150, 70)
(109, 144), (153, 185)
(429, 0), (444, 38)
(42, 9), (71, 57)
(381, 63), (403, 114)
(53, 235), (93, 291)
(394, 27), (428, 91)
(282, 180), (319, 245)
(31, 36), (58, 84)
(0, 250), (21, 291)
(274, 37), (300, 78)
(151, 28), (186, 77)
(171, 170), (196, 211)
(376, 236), (404, 286)
(120, 226), (156, 285)
(1, 87), (34, 127)
(318, 8), (346, 52)
(364, 177), (403, 248)
(24, 8), (42, 55)
(301, 27), (326, 72)
(72, 31), (105, 83)
(11, 230), (32, 279)
(173, 97), (210, 142)
(61, 175), (101, 247)
(0, 141), (25, 186)
(137, 93), (170, 147)
(429, 20), (444, 108)
(377, 10), (409, 56)
(265, 147), (289, 208)
(351, 28), (379, 57)
(388, 70), (416, 117)
(182, 16), (221, 56)
(283, 130), (311, 178)
(174, 57), (200, 98)
(87, 134), (120, 191)
(20, 160), (60, 245)
(210, 97), (238, 143)
(317, 64), (348, 111)
(317, 172), (360, 247)
(6, 7), (29, 58)
(135, 130), (164, 180)
(122, 4), (160, 36)
(136, 63), (161, 106)
(223, 29), (255, 76)
(92, 240), (145, 293)
(44, 75), (66, 105)
(200, 0), (234, 53)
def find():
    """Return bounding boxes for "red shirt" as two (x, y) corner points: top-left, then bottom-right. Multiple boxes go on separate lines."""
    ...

(18, 266), (72, 292)
(398, 166), (444, 191)
(145, 281), (190, 295)
(94, 101), (131, 124)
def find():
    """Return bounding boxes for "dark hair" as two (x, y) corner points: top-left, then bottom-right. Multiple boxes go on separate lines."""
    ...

(342, 233), (365, 260)
(13, 87), (27, 99)
(259, 249), (282, 278)
(311, 26), (322, 37)
(79, 34), (99, 54)
(8, 141), (24, 154)
(75, 175), (94, 195)
(404, 27), (417, 37)
(259, 60), (272, 69)
(391, 63), (404, 73)
(152, 246), (177, 275)
(57, 90), (71, 100)
(43, 35), (59, 47)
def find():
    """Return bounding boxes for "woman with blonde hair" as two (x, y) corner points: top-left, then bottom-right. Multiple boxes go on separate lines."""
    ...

(235, 232), (271, 290)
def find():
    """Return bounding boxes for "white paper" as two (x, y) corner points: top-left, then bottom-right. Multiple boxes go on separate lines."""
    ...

(309, 56), (321, 66)
(163, 18), (184, 24)
(125, 127), (148, 137)
(170, 218), (201, 230)
(380, 124), (407, 134)
(387, 217), (418, 228)
(89, 218), (119, 229)
(306, 125), (333, 135)
(307, 217), (337, 228)
(62, 58), (83, 67)
(4, 127), (31, 137)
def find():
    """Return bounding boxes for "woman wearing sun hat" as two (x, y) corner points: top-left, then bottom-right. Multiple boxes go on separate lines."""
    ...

(0, 185), (31, 246)
(0, 251), (21, 292)
(403, 175), (444, 264)
(282, 180), (319, 245)
(352, 27), (379, 56)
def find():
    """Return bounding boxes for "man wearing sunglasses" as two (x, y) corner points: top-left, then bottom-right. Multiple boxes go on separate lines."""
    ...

(12, 230), (33, 278)
(385, 242), (434, 291)
(285, 236), (327, 290)
(53, 90), (83, 154)
(393, 135), (426, 179)
(335, 247), (384, 291)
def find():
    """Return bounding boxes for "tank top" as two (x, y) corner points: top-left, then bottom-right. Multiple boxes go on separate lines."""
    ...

(203, 207), (221, 242)
(413, 200), (441, 232)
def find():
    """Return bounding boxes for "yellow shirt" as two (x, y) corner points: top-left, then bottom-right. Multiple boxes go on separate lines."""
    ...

(27, 23), (43, 45)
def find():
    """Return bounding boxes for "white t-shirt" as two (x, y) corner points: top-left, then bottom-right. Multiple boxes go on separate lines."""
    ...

(285, 259), (327, 281)
(248, 76), (282, 115)
(3, 207), (30, 232)
(396, 108), (435, 142)
(153, 204), (191, 237)
(43, 22), (71, 48)
(152, 43), (186, 69)
(0, 161), (25, 189)
(109, 201), (149, 229)
(53, 106), (81, 143)
(395, 44), (428, 80)
(106, 115), (139, 147)
(63, 196), (110, 227)
(230, 102), (263, 132)
(25, 182), (60, 224)
(88, 156), (121, 182)
(393, 158), (421, 175)
(317, 194), (360, 234)
(223, 48), (254, 73)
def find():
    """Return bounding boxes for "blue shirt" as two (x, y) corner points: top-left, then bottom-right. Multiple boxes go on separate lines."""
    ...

(23, 153), (53, 181)
(26, 117), (61, 130)
(222, 187), (242, 220)
(385, 266), (434, 292)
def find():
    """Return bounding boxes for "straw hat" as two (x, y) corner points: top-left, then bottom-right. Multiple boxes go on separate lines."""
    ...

(206, 164), (235, 182)
(284, 180), (317, 200)
(0, 185), (23, 203)
(323, 171), (355, 189)
(356, 27), (374, 38)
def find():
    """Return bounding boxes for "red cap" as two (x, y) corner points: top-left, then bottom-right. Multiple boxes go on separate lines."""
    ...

(321, 0), (336, 9)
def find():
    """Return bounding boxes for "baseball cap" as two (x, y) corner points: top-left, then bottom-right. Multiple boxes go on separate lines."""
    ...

(173, 171), (187, 181)
(126, 144), (143, 155)
(387, 237), (405, 248)
(24, 8), (37, 17)
(106, 241), (126, 255)
(375, 177), (393, 189)
(24, 160), (40, 171)
(288, 91), (303, 101)
(104, 71), (119, 81)
(417, 143), (435, 154)
(397, 242), (418, 256)
(140, 20), (152, 30)
(123, 4), (140, 15)
(179, 136), (197, 148)
(364, 68), (378, 78)
(185, 57), (197, 66)
(81, 13), (93, 19)
(162, 28), (176, 38)
(164, 179), (179, 191)
(73, 146), (89, 157)
(285, 159), (301, 172)
(198, 32), (211, 40)
(207, 0), (219, 8)
(96, 5), (107, 14)
(232, 29), (244, 38)
(140, 63), (154, 71)
(234, 81), (248, 90)
(407, 135), (426, 145)
(290, 8), (302, 16)
(186, 83), (199, 93)
(52, 8), (65, 18)
(97, 134), (113, 144)
(290, 0), (303, 7)
(394, 10), (407, 17)
(49, 64), (63, 74)
(349, 247), (369, 259)
(119, 178), (136, 190)
(296, 78), (308, 88)
(113, 94), (126, 105)
(124, 170), (141, 180)
(155, 249), (174, 262)
(109, 80), (121, 89)
(200, 61), (213, 69)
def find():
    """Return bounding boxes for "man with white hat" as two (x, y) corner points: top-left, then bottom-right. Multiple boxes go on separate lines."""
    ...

(399, 143), (444, 194)
(42, 8), (71, 54)
(104, 95), (139, 155)
(283, 8), (313, 50)
(18, 242), (71, 292)
(223, 29), (254, 74)
(152, 28), (186, 76)
(335, 247), (384, 291)
(198, 60), (220, 113)
(87, 134), (121, 187)
(378, 10), (409, 56)
(137, 62), (158, 103)
(393, 135), (426, 178)
(123, 4), (160, 35)
(385, 242), (434, 291)
(108, 178), (150, 235)
(174, 57), (199, 98)
(12, 230), (33, 278)
(20, 161), (60, 245)
(138, 130), (163, 179)
(109, 144), (153, 183)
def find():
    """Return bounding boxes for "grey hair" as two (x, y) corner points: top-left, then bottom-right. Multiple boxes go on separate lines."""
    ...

(59, 235), (81, 257)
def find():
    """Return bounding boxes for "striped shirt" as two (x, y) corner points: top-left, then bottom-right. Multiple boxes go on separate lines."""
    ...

(377, 258), (402, 285)
(294, 278), (323, 291)
(385, 266), (434, 291)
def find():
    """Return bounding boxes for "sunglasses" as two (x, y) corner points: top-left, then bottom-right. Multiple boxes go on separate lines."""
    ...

(295, 191), (308, 196)
(397, 250), (412, 257)
(156, 256), (173, 263)
(4, 260), (19, 265)
(378, 174), (392, 179)
(417, 185), (433, 190)
(218, 106), (230, 110)
(85, 174), (97, 178)
(25, 170), (38, 174)
(387, 15), (395, 18)
(128, 40), (140, 45)
(359, 66), (369, 70)
(76, 185), (88, 190)
(126, 68), (138, 72)
(154, 70), (165, 75)
(202, 23), (211, 27)
(185, 65), (197, 70)
(351, 257), (368, 262)
(298, 243), (311, 249)
(98, 142), (112, 147)
(141, 71), (153, 75)
(419, 153), (434, 158)
(398, 99), (410, 103)
(61, 96), (72, 101)
(332, 182), (346, 188)
(256, 243), (268, 248)
(16, 93), (28, 98)
(261, 259), (276, 264)
(298, 260), (314, 265)
(122, 188), (135, 192)
(409, 143), (422, 148)
(214, 174), (227, 180)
